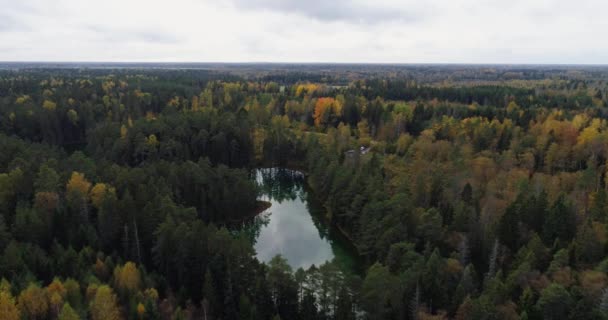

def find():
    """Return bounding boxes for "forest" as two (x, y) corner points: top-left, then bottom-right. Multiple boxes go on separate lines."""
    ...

(0, 64), (608, 319)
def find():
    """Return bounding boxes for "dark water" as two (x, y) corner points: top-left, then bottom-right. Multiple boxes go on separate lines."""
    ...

(243, 168), (359, 273)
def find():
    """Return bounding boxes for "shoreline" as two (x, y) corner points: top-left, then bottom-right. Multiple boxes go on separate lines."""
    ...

(227, 200), (271, 224)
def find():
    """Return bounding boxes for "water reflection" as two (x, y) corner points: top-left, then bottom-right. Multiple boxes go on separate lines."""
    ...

(244, 168), (356, 271)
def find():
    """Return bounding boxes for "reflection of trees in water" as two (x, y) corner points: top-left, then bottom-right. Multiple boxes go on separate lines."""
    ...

(238, 212), (271, 245)
(305, 191), (330, 240)
(243, 168), (363, 275)
(256, 168), (305, 203)
(305, 191), (365, 276)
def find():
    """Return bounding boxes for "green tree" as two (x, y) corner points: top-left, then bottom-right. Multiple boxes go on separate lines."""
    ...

(543, 195), (576, 245)
(536, 283), (572, 320)
(58, 303), (80, 320)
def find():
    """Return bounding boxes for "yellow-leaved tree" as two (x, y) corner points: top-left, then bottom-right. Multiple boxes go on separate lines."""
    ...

(90, 183), (115, 209)
(89, 285), (121, 320)
(18, 283), (49, 320)
(42, 100), (57, 111)
(0, 291), (20, 320)
(66, 172), (91, 213)
(313, 97), (342, 128)
(114, 262), (141, 294)
(46, 278), (67, 316)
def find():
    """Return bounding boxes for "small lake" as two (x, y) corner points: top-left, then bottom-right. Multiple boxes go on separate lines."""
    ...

(243, 168), (359, 273)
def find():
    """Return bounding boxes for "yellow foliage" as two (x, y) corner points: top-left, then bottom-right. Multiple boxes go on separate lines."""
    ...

(572, 114), (590, 130)
(144, 288), (159, 301)
(114, 262), (141, 293)
(577, 125), (600, 145)
(120, 125), (128, 139)
(167, 96), (180, 108)
(252, 128), (267, 162)
(0, 291), (20, 320)
(396, 133), (413, 155)
(15, 95), (30, 105)
(295, 83), (318, 97)
(146, 134), (159, 147)
(0, 278), (11, 293)
(90, 183), (115, 209)
(67, 109), (78, 125)
(43, 100), (57, 111)
(46, 278), (67, 301)
(90, 285), (121, 320)
(506, 101), (520, 112)
(102, 80), (115, 93)
(18, 283), (49, 320)
(67, 172), (91, 201)
(49, 292), (63, 316)
(137, 303), (146, 319)
(313, 97), (341, 128)
(145, 112), (156, 121)
(191, 95), (200, 111)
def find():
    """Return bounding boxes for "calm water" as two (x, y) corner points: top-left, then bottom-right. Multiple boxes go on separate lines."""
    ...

(244, 168), (358, 272)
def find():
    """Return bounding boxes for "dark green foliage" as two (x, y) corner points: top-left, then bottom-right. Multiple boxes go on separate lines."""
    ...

(0, 66), (607, 318)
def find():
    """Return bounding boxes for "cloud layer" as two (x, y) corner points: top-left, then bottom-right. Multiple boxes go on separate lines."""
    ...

(0, 0), (606, 64)
(230, 0), (422, 24)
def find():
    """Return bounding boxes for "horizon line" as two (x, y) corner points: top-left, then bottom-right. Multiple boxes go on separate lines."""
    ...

(1, 61), (607, 67)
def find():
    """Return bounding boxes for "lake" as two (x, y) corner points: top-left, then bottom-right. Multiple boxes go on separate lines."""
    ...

(243, 168), (359, 273)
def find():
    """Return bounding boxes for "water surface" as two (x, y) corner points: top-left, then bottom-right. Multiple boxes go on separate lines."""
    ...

(244, 168), (357, 272)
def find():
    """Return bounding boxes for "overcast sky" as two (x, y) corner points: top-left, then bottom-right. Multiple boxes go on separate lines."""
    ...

(0, 0), (606, 64)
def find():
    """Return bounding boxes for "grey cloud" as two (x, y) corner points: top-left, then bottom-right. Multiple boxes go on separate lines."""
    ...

(0, 15), (17, 31)
(0, 9), (33, 32)
(230, 0), (421, 24)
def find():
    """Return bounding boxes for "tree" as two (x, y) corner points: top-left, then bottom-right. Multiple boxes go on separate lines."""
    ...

(66, 172), (91, 220)
(0, 291), (20, 320)
(90, 183), (114, 209)
(543, 195), (576, 245)
(498, 203), (520, 251)
(202, 268), (217, 320)
(47, 278), (67, 316)
(17, 283), (49, 320)
(361, 262), (401, 319)
(0, 216), (10, 252)
(64, 279), (82, 310)
(89, 285), (121, 320)
(536, 283), (572, 320)
(460, 182), (473, 204)
(43, 100), (57, 110)
(35, 164), (60, 192)
(267, 255), (298, 320)
(113, 262), (141, 294)
(314, 97), (340, 128)
(357, 120), (371, 145)
(58, 303), (80, 320)
(34, 191), (59, 213)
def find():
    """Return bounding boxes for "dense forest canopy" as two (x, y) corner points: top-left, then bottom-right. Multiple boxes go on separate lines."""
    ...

(0, 64), (608, 319)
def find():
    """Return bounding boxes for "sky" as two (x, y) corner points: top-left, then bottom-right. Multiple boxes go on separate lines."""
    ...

(0, 0), (606, 64)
